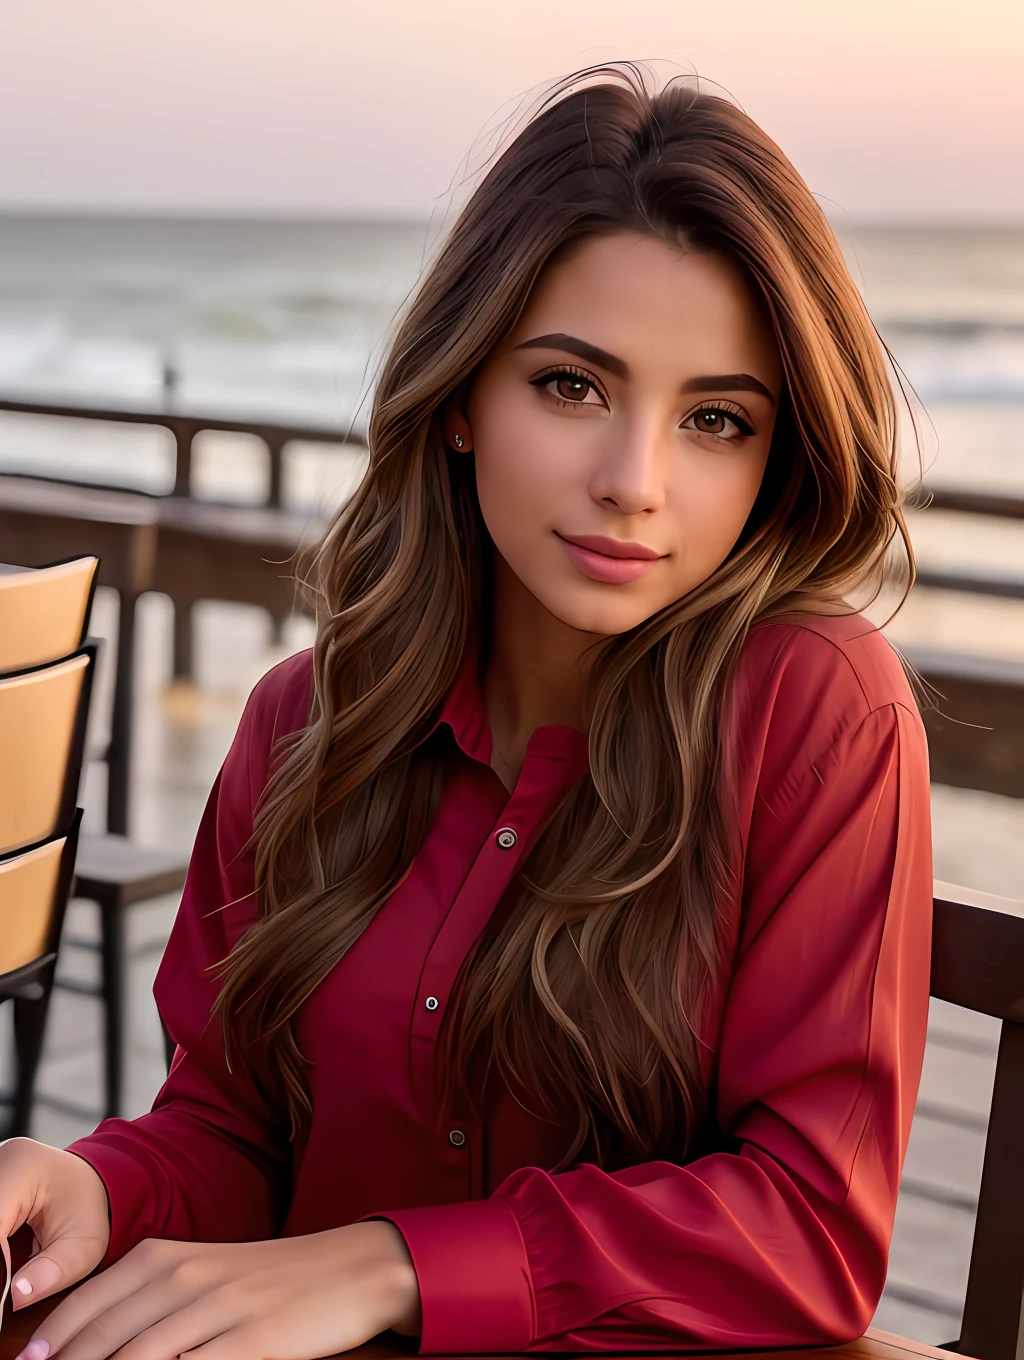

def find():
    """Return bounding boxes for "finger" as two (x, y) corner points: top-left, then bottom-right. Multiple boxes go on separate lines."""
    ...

(0, 1140), (39, 1240)
(29, 1279), (181, 1360)
(177, 1327), (287, 1360)
(44, 1283), (230, 1360)
(178, 1319), (364, 1360)
(24, 1242), (172, 1353)
(110, 1300), (235, 1360)
(11, 1231), (108, 1310)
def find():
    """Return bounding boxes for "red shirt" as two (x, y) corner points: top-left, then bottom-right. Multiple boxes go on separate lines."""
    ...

(69, 612), (932, 1352)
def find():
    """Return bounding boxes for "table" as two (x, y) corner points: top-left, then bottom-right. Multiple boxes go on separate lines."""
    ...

(0, 1294), (964, 1360)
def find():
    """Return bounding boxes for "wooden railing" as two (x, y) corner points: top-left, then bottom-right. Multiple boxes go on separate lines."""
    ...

(0, 393), (365, 507)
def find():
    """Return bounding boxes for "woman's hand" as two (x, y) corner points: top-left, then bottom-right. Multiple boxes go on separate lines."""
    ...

(0, 1138), (110, 1304)
(17, 1221), (422, 1360)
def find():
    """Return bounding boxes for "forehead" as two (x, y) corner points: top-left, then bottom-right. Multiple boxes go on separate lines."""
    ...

(509, 231), (779, 381)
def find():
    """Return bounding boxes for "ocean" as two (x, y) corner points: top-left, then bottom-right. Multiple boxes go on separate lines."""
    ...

(1, 215), (1023, 499)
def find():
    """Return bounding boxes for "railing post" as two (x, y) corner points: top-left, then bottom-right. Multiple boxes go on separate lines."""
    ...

(959, 1018), (1024, 1360)
(172, 601), (195, 680)
(169, 419), (195, 497)
(265, 433), (286, 508)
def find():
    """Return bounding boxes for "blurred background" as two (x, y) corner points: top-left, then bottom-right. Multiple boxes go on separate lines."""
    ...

(1, 0), (1022, 1347)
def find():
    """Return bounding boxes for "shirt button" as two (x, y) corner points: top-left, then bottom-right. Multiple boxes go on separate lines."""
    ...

(424, 996), (439, 1011)
(495, 826), (518, 850)
(448, 1129), (467, 1147)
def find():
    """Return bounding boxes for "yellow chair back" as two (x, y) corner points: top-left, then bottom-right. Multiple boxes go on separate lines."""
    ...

(0, 557), (97, 673)
(0, 652), (89, 854)
(0, 836), (65, 975)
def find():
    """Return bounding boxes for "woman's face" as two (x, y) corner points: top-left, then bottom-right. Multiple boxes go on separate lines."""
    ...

(459, 230), (783, 637)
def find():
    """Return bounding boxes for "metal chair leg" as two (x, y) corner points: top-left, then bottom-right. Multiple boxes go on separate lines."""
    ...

(107, 590), (138, 837)
(11, 984), (54, 1137)
(99, 900), (126, 1120)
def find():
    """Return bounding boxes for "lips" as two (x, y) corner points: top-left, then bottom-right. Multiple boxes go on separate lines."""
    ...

(555, 532), (665, 585)
(557, 533), (663, 561)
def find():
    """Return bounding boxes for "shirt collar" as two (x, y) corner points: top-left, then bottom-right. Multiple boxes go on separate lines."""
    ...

(435, 640), (590, 782)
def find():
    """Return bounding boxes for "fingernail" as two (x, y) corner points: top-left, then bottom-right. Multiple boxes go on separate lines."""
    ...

(15, 1341), (50, 1360)
(14, 1278), (32, 1296)
(24, 1259), (63, 1293)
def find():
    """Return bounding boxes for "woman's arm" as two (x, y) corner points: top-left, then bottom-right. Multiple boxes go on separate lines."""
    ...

(378, 697), (933, 1352)
(65, 654), (314, 1265)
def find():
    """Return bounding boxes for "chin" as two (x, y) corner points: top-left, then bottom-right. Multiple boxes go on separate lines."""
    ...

(541, 589), (654, 638)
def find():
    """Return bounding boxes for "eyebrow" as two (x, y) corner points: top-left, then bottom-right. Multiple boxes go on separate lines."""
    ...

(513, 332), (777, 406)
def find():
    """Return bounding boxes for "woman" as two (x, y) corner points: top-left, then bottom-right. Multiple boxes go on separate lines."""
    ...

(1, 64), (932, 1359)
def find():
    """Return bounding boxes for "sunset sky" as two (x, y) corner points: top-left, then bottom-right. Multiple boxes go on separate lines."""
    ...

(3, 0), (1022, 220)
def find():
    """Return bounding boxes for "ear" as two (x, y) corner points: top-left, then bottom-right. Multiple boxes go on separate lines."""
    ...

(442, 392), (474, 453)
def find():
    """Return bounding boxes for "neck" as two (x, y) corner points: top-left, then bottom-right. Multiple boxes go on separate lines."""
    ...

(482, 553), (598, 790)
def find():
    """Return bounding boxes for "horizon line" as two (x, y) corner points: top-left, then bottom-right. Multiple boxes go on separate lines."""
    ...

(1, 203), (1024, 232)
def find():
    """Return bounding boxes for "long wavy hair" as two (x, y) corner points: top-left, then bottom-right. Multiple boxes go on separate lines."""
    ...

(215, 63), (913, 1167)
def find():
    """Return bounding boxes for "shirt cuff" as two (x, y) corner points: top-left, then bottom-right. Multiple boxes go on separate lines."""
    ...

(370, 1199), (535, 1354)
(67, 1125), (168, 1269)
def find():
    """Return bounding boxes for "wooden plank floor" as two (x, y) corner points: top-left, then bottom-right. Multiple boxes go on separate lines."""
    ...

(1, 584), (1021, 1349)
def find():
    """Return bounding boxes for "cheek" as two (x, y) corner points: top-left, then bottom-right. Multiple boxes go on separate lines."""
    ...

(470, 390), (578, 544)
(668, 447), (770, 570)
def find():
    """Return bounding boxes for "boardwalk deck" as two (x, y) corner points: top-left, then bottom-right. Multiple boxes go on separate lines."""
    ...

(0, 586), (1021, 1349)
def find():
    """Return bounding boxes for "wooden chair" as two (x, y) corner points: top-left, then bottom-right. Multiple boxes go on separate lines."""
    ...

(0, 815), (83, 1135)
(872, 651), (1024, 1358)
(0, 641), (97, 1136)
(922, 882), (1024, 1360)
(0, 537), (189, 1119)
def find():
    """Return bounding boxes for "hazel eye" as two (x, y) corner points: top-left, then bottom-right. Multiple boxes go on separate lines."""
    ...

(553, 374), (594, 402)
(530, 366), (605, 407)
(694, 410), (728, 435)
(683, 405), (754, 441)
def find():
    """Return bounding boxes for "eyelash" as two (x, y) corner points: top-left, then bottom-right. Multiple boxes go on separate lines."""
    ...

(528, 365), (757, 440)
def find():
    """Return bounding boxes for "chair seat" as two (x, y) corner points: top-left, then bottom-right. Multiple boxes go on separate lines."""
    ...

(74, 832), (189, 908)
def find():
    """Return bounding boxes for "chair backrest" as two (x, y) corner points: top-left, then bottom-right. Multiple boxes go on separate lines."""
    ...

(0, 810), (81, 998)
(0, 557), (98, 673)
(929, 882), (1024, 1360)
(0, 645), (97, 855)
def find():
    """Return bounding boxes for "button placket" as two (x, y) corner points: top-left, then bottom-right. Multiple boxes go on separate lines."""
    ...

(409, 778), (555, 1116)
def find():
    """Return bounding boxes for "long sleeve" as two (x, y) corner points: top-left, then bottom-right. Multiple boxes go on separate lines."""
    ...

(380, 692), (933, 1352)
(67, 653), (313, 1265)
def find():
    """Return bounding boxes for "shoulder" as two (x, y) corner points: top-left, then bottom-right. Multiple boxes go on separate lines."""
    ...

(241, 647), (316, 748)
(737, 611), (918, 722)
(726, 612), (924, 813)
(224, 648), (315, 807)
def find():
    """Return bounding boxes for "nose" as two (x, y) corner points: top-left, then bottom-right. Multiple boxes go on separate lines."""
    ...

(589, 418), (667, 516)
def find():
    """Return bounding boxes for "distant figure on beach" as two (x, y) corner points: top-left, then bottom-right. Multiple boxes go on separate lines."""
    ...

(0, 60), (931, 1360)
(160, 356), (178, 404)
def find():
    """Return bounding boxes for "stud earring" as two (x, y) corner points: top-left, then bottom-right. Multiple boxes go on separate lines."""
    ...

(453, 433), (465, 449)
